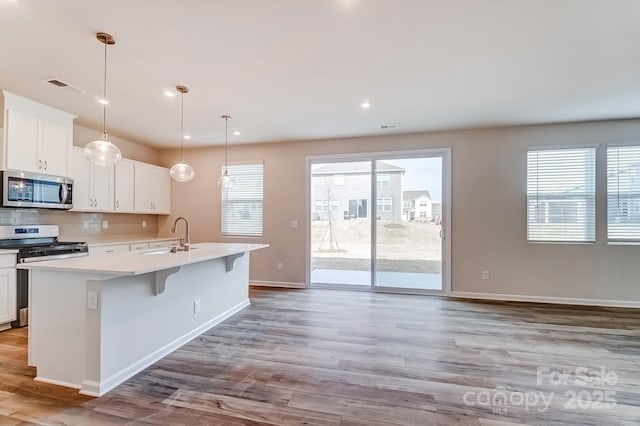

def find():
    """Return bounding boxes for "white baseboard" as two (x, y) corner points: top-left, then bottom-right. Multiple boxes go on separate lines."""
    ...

(79, 299), (251, 397)
(34, 377), (82, 390)
(250, 280), (307, 289)
(450, 291), (640, 308)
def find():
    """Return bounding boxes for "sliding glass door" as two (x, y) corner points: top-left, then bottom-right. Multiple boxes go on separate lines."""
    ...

(310, 161), (371, 287)
(309, 150), (449, 293)
(374, 157), (443, 291)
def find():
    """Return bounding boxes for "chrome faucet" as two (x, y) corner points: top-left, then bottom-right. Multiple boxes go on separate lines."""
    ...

(170, 216), (190, 251)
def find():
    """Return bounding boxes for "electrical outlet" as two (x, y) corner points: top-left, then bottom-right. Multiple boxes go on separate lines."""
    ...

(102, 220), (108, 229)
(194, 299), (201, 313)
(481, 270), (490, 280)
(87, 291), (98, 310)
(277, 262), (284, 271)
(290, 220), (298, 229)
(82, 221), (90, 230)
(142, 220), (147, 228)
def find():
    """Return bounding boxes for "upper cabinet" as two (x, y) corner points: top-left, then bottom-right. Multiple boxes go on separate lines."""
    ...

(71, 147), (114, 211)
(1, 90), (76, 177)
(114, 159), (135, 213)
(134, 162), (171, 214)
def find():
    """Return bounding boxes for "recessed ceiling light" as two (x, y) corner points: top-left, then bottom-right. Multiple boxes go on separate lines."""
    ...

(233, 130), (241, 136)
(164, 89), (176, 98)
(360, 99), (371, 109)
(184, 134), (191, 140)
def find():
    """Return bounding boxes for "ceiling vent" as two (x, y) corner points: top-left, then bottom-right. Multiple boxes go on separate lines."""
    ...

(378, 124), (399, 131)
(42, 78), (85, 94)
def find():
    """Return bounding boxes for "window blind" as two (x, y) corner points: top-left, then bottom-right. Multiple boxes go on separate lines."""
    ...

(221, 162), (264, 237)
(607, 146), (640, 241)
(527, 148), (596, 242)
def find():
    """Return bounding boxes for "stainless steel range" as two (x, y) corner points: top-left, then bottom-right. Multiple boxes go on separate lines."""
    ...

(0, 225), (88, 327)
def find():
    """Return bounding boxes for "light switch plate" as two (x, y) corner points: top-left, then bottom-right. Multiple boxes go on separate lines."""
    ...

(290, 220), (298, 229)
(87, 291), (98, 310)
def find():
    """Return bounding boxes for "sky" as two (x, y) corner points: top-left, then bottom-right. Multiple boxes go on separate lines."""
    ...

(386, 157), (442, 203)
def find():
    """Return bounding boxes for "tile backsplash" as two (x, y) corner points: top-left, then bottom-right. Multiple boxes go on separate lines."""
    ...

(0, 209), (158, 240)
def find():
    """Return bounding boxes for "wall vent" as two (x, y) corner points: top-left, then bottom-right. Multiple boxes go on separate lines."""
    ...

(42, 78), (85, 94)
(378, 124), (399, 131)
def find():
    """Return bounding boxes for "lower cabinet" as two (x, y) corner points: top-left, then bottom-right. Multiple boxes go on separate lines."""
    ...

(0, 256), (17, 330)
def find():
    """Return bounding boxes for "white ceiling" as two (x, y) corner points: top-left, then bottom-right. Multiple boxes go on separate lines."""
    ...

(1, 0), (639, 149)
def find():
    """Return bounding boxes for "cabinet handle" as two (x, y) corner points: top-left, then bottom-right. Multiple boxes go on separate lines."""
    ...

(38, 160), (42, 170)
(116, 200), (119, 209)
(44, 160), (48, 170)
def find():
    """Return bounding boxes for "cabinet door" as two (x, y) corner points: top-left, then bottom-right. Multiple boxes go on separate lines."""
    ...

(71, 148), (92, 210)
(91, 162), (114, 211)
(134, 163), (155, 213)
(40, 119), (71, 176)
(152, 166), (171, 214)
(5, 108), (39, 173)
(114, 160), (134, 212)
(0, 267), (17, 325)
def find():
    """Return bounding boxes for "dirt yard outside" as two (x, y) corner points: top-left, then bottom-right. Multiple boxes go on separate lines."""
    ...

(311, 220), (442, 273)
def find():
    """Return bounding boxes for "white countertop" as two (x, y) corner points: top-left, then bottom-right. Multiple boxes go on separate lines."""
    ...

(0, 249), (18, 255)
(17, 242), (268, 276)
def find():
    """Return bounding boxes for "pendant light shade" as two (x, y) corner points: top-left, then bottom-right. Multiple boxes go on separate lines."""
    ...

(85, 32), (121, 167)
(217, 115), (235, 189)
(170, 85), (195, 182)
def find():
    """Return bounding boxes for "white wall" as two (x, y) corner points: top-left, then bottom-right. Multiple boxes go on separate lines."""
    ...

(159, 118), (640, 303)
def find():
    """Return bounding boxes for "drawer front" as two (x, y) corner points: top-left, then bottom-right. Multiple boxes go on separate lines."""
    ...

(0, 254), (16, 268)
(150, 240), (179, 249)
(89, 244), (129, 255)
(130, 242), (150, 251)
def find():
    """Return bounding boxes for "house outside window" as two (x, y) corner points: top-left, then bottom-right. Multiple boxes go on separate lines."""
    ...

(377, 174), (390, 188)
(377, 198), (392, 211)
(333, 175), (344, 186)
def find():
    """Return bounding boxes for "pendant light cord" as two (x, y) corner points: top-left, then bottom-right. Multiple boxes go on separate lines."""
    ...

(102, 38), (108, 139)
(180, 91), (185, 161)
(224, 116), (229, 173)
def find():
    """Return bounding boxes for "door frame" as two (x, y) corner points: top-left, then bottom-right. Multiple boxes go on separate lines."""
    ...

(305, 148), (451, 295)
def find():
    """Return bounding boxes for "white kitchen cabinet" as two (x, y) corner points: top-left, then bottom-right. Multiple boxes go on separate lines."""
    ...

(2, 91), (75, 176)
(134, 162), (171, 214)
(114, 159), (134, 213)
(71, 147), (114, 211)
(0, 255), (17, 331)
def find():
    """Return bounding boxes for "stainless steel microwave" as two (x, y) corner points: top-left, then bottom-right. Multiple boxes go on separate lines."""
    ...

(1, 170), (73, 209)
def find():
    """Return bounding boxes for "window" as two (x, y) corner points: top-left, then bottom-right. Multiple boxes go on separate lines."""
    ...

(607, 146), (640, 241)
(403, 201), (411, 208)
(377, 174), (390, 188)
(377, 198), (392, 211)
(527, 147), (596, 242)
(419, 200), (429, 207)
(221, 162), (264, 236)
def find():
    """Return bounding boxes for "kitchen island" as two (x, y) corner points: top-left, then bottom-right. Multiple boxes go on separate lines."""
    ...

(17, 242), (267, 397)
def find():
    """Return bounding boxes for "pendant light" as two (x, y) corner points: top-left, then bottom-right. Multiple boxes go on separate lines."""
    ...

(84, 32), (122, 167)
(217, 115), (235, 189)
(169, 85), (195, 182)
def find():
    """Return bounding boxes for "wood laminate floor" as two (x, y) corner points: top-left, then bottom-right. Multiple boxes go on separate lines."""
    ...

(0, 288), (639, 425)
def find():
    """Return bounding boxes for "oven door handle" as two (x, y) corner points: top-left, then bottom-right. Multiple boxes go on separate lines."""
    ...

(59, 183), (69, 204)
